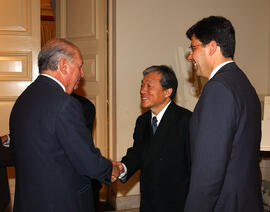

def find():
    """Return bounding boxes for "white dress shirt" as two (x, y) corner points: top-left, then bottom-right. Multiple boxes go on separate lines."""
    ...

(209, 60), (233, 79)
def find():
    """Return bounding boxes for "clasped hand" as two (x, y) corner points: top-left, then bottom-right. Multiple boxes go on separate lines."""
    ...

(111, 161), (124, 183)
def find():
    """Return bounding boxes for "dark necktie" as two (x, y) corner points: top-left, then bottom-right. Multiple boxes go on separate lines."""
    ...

(152, 116), (158, 134)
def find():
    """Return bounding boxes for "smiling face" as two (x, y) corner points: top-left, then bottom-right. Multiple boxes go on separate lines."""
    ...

(187, 34), (212, 79)
(140, 72), (172, 115)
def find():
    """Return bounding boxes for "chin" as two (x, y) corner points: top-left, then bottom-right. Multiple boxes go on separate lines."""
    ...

(141, 103), (151, 109)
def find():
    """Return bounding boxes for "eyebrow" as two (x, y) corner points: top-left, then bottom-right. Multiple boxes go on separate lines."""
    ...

(142, 79), (154, 83)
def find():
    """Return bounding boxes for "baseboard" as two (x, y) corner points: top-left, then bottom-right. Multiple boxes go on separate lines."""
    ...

(114, 195), (140, 210)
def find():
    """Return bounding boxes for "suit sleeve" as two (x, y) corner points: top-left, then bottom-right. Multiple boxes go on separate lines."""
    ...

(120, 117), (144, 183)
(55, 97), (112, 185)
(184, 81), (237, 212)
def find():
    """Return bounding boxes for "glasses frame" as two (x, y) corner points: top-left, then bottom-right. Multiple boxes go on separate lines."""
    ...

(188, 44), (203, 52)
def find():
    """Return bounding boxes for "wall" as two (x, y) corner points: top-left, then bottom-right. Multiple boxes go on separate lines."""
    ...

(115, 0), (270, 207)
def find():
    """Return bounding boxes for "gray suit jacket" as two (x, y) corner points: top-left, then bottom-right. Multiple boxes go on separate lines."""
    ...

(184, 62), (263, 212)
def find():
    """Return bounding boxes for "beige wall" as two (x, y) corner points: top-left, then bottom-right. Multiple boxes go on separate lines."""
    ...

(115, 0), (270, 197)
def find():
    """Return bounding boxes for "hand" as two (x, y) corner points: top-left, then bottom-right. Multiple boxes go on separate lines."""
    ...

(1, 135), (8, 144)
(112, 161), (124, 174)
(111, 161), (120, 183)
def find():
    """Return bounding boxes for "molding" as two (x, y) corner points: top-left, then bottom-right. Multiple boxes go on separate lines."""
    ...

(0, 96), (17, 101)
(0, 51), (32, 81)
(82, 54), (97, 82)
(0, 0), (32, 35)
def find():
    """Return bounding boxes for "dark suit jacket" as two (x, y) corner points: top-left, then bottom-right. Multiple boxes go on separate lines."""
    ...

(71, 93), (95, 133)
(121, 102), (191, 212)
(0, 142), (14, 212)
(10, 75), (112, 212)
(184, 62), (263, 212)
(71, 93), (102, 211)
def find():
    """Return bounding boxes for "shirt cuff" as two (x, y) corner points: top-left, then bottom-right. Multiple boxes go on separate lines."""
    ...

(3, 135), (10, 147)
(118, 163), (127, 179)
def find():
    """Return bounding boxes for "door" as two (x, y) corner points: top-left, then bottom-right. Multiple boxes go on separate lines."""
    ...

(56, 0), (109, 200)
(0, 0), (40, 208)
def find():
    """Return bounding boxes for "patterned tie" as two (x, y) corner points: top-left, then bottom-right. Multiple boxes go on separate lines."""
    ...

(152, 116), (158, 134)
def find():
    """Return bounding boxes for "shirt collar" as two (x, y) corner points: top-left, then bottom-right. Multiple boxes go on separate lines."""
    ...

(209, 60), (233, 79)
(151, 101), (171, 126)
(41, 74), (66, 92)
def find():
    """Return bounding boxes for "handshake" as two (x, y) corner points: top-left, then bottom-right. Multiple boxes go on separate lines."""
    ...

(111, 161), (124, 183)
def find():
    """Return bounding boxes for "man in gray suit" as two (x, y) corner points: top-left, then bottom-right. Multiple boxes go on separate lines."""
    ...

(184, 16), (263, 212)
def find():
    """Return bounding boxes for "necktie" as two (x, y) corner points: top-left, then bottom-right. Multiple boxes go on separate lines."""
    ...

(152, 116), (158, 134)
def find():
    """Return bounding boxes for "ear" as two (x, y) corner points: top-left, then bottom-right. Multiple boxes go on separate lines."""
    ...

(164, 88), (173, 98)
(58, 58), (68, 75)
(208, 40), (217, 56)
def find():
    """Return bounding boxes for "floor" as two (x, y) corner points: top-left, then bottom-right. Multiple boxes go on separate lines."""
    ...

(98, 202), (139, 212)
(107, 210), (139, 212)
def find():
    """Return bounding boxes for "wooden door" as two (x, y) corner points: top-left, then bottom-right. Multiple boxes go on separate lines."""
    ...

(0, 0), (40, 209)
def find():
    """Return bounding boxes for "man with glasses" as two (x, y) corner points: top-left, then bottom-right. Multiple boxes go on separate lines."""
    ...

(184, 16), (263, 212)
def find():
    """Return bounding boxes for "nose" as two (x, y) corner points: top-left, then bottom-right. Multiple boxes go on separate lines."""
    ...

(80, 69), (84, 78)
(140, 85), (146, 95)
(187, 52), (193, 61)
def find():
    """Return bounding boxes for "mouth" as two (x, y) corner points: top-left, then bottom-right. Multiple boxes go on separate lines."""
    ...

(141, 97), (148, 102)
(192, 61), (198, 70)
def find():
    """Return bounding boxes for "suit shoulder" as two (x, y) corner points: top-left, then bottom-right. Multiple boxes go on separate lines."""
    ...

(71, 93), (94, 108)
(136, 110), (151, 123)
(173, 103), (192, 117)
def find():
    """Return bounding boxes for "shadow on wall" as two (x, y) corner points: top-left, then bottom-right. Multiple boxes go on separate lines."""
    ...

(114, 171), (140, 196)
(173, 46), (208, 111)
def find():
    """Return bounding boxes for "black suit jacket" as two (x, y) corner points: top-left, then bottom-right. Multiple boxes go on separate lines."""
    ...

(10, 75), (112, 212)
(0, 143), (14, 212)
(71, 93), (95, 133)
(184, 62), (263, 212)
(71, 93), (102, 211)
(121, 102), (191, 212)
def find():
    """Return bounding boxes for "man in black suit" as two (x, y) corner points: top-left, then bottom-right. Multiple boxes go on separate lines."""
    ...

(116, 65), (191, 212)
(9, 38), (119, 212)
(0, 135), (14, 212)
(71, 93), (102, 212)
(184, 16), (263, 212)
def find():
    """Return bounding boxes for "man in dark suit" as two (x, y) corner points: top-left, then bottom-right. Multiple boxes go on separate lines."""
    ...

(0, 135), (14, 212)
(116, 65), (191, 212)
(9, 38), (119, 212)
(184, 16), (263, 212)
(71, 93), (102, 211)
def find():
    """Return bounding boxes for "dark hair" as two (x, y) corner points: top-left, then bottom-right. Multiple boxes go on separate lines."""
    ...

(38, 38), (79, 73)
(143, 65), (178, 100)
(186, 16), (235, 58)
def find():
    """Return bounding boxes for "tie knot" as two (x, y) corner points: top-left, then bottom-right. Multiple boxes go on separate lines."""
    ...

(152, 116), (158, 134)
(152, 116), (157, 124)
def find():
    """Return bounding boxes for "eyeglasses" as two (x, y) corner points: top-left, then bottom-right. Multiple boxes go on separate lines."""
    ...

(188, 44), (203, 52)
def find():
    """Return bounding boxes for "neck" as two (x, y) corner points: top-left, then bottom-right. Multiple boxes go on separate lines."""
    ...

(42, 70), (67, 90)
(209, 56), (232, 78)
(151, 99), (171, 115)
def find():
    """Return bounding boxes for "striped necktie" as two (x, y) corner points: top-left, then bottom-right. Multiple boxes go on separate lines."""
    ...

(152, 116), (158, 134)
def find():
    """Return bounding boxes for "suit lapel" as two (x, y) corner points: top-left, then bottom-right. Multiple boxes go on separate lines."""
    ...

(143, 102), (176, 167)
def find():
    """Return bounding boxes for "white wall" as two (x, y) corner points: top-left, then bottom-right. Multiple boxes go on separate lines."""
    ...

(115, 0), (270, 197)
